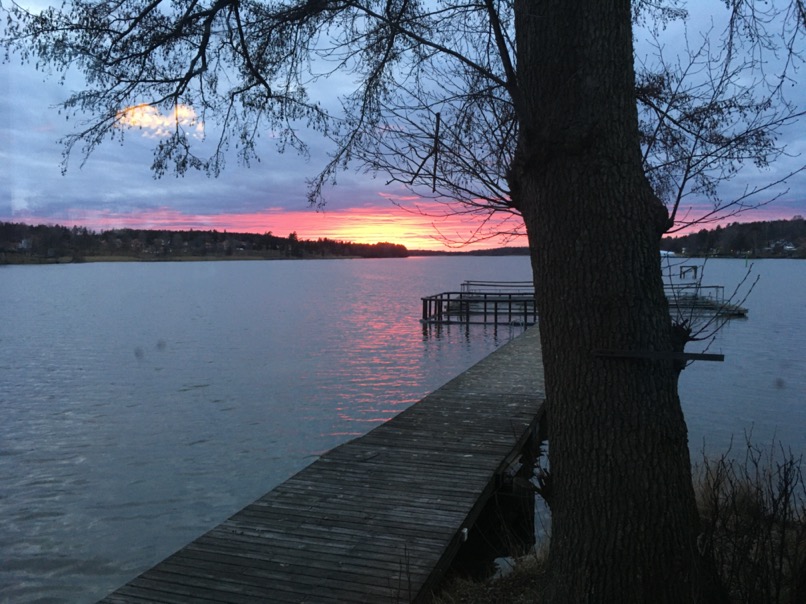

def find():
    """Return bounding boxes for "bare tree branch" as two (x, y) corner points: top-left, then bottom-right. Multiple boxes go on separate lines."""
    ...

(1, 0), (803, 245)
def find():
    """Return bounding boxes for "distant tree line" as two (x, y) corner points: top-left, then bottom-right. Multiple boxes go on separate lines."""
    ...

(0, 222), (408, 262)
(661, 217), (806, 258)
(408, 246), (530, 257)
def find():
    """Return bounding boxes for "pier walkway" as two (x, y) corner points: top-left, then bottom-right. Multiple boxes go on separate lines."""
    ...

(101, 328), (546, 603)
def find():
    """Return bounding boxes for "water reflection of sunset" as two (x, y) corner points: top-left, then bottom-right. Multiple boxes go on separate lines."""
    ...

(297, 267), (444, 431)
(44, 204), (526, 251)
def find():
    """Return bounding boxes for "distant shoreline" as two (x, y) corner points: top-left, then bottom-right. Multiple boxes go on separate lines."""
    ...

(0, 222), (410, 262)
(3, 250), (804, 266)
(0, 253), (371, 265)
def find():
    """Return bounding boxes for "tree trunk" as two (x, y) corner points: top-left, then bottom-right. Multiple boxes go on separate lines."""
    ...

(511, 1), (710, 601)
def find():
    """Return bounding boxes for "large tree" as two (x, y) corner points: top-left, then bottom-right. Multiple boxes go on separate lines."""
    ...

(513, 3), (704, 599)
(2, 0), (803, 600)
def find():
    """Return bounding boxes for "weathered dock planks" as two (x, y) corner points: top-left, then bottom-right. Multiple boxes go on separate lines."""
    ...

(100, 327), (545, 603)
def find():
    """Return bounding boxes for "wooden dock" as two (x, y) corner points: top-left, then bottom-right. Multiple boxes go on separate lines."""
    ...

(664, 284), (748, 318)
(100, 328), (546, 603)
(421, 279), (748, 325)
(421, 282), (538, 326)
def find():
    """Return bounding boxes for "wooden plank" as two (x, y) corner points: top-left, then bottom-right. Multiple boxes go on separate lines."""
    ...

(186, 536), (430, 571)
(100, 327), (546, 603)
(594, 349), (725, 362)
(191, 530), (444, 568)
(234, 501), (468, 529)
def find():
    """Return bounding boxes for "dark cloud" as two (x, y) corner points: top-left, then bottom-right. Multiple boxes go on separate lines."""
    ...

(1, 62), (388, 220)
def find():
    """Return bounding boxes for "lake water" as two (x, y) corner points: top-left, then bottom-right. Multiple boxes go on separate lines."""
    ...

(1, 256), (804, 602)
(672, 258), (806, 457)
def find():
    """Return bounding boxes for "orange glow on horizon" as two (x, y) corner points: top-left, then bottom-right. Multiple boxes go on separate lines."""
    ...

(26, 204), (526, 251)
(12, 201), (802, 250)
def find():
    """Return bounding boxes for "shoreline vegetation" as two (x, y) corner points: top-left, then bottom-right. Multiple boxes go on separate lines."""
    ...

(0, 221), (409, 263)
(0, 220), (530, 264)
(2, 217), (805, 265)
(436, 438), (806, 603)
(660, 216), (806, 259)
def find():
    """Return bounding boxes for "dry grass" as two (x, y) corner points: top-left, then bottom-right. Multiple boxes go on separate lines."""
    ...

(696, 437), (806, 603)
(433, 552), (546, 604)
(435, 437), (806, 604)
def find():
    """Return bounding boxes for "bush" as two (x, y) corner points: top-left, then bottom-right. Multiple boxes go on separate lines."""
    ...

(435, 437), (805, 603)
(696, 437), (806, 604)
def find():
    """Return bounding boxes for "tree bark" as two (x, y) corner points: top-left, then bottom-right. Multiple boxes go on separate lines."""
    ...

(511, 1), (709, 601)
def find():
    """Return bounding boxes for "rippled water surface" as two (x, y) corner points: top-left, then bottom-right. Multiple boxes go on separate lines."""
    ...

(0, 256), (803, 602)
(674, 259), (806, 457)
(0, 256), (531, 602)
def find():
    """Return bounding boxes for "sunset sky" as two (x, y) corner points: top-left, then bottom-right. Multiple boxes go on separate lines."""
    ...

(1, 3), (804, 250)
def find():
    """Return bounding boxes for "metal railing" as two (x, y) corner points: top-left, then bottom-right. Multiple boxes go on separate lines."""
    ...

(460, 280), (535, 294)
(664, 283), (747, 317)
(421, 290), (537, 325)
